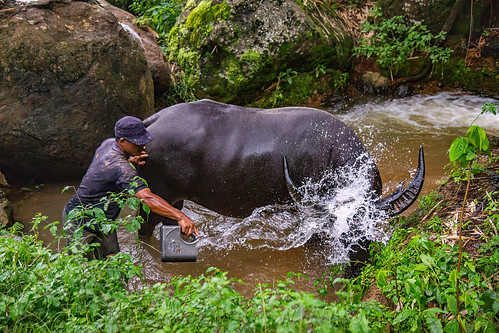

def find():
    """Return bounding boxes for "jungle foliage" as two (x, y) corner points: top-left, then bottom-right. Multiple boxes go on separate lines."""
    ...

(353, 6), (452, 82)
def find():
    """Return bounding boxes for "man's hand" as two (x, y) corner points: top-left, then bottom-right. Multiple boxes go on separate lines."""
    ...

(128, 152), (148, 166)
(178, 216), (200, 237)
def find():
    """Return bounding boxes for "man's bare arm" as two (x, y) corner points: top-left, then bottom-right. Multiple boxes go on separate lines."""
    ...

(135, 188), (200, 237)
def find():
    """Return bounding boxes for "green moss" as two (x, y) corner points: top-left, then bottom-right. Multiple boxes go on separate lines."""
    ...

(224, 56), (247, 91)
(277, 42), (293, 58)
(240, 50), (263, 70)
(167, 0), (231, 96)
(251, 71), (332, 108)
(185, 0), (231, 47)
(183, 0), (197, 11)
(438, 59), (498, 95)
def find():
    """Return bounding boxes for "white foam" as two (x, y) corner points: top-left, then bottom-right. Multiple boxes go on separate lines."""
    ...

(337, 92), (499, 136)
(190, 153), (389, 264)
(119, 22), (144, 48)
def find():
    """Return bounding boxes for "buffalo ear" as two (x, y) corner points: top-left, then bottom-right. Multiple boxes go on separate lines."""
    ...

(283, 156), (304, 203)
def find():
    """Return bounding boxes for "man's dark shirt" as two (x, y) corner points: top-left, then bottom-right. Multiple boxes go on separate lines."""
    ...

(65, 138), (148, 223)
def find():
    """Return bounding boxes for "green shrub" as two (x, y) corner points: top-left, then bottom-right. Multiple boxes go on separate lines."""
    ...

(354, 6), (452, 81)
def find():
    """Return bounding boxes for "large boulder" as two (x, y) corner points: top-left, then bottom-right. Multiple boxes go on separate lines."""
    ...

(0, 0), (155, 184)
(167, 0), (353, 105)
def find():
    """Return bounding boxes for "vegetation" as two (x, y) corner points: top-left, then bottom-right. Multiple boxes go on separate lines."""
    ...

(354, 7), (452, 82)
(104, 0), (496, 104)
(438, 59), (497, 95)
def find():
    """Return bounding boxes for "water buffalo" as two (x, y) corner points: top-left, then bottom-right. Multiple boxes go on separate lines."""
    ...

(137, 99), (424, 238)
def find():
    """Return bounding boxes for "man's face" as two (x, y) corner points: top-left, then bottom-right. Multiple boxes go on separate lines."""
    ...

(119, 138), (146, 156)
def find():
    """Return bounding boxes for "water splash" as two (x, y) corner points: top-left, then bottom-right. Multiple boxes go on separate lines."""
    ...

(119, 23), (144, 49)
(187, 153), (390, 264)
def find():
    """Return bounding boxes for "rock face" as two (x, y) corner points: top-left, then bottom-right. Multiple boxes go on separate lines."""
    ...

(0, 171), (13, 228)
(98, 0), (171, 96)
(0, 0), (155, 183)
(167, 0), (352, 105)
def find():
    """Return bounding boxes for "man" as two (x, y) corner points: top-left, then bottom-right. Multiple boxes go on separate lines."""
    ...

(63, 116), (199, 259)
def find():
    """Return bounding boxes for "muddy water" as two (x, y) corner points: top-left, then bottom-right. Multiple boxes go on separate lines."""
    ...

(10, 92), (499, 297)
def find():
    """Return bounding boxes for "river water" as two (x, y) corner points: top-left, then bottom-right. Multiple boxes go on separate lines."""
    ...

(10, 92), (499, 297)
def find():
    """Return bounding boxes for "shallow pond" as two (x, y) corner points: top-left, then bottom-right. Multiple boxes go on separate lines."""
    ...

(10, 92), (499, 297)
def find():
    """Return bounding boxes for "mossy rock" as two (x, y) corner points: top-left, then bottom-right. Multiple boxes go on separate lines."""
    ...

(167, 0), (353, 105)
(436, 59), (498, 95)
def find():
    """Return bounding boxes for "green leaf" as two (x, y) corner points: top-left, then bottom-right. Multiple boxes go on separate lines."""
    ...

(50, 224), (58, 237)
(141, 203), (151, 215)
(457, 154), (469, 168)
(425, 313), (443, 333)
(465, 150), (476, 161)
(447, 296), (457, 316)
(414, 263), (427, 271)
(394, 308), (417, 325)
(449, 137), (468, 162)
(62, 185), (74, 193)
(423, 307), (446, 315)
(420, 253), (436, 267)
(467, 125), (489, 152)
(481, 102), (498, 115)
(376, 269), (389, 288)
(474, 316), (496, 333)
(349, 313), (369, 333)
(443, 319), (459, 333)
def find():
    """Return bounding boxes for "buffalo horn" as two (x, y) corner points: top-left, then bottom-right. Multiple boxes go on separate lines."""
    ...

(376, 146), (425, 216)
(283, 156), (304, 203)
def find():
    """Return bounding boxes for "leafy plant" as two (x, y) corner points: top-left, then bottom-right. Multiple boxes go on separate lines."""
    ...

(279, 68), (298, 85)
(447, 104), (497, 331)
(314, 64), (326, 78)
(333, 72), (349, 92)
(354, 6), (452, 82)
(269, 68), (298, 108)
(130, 0), (183, 38)
(418, 190), (444, 216)
(60, 179), (150, 258)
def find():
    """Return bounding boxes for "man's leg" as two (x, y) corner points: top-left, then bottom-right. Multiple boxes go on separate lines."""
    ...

(94, 229), (120, 259)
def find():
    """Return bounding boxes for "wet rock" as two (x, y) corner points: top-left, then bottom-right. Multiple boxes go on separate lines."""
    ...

(481, 31), (499, 58)
(0, 0), (155, 183)
(167, 0), (352, 105)
(0, 171), (13, 228)
(361, 71), (390, 92)
(395, 84), (414, 98)
(98, 0), (170, 96)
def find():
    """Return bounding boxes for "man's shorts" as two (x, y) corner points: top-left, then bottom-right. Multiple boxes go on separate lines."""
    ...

(62, 204), (120, 260)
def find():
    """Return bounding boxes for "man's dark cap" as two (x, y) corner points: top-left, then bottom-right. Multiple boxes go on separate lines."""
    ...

(114, 116), (154, 145)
